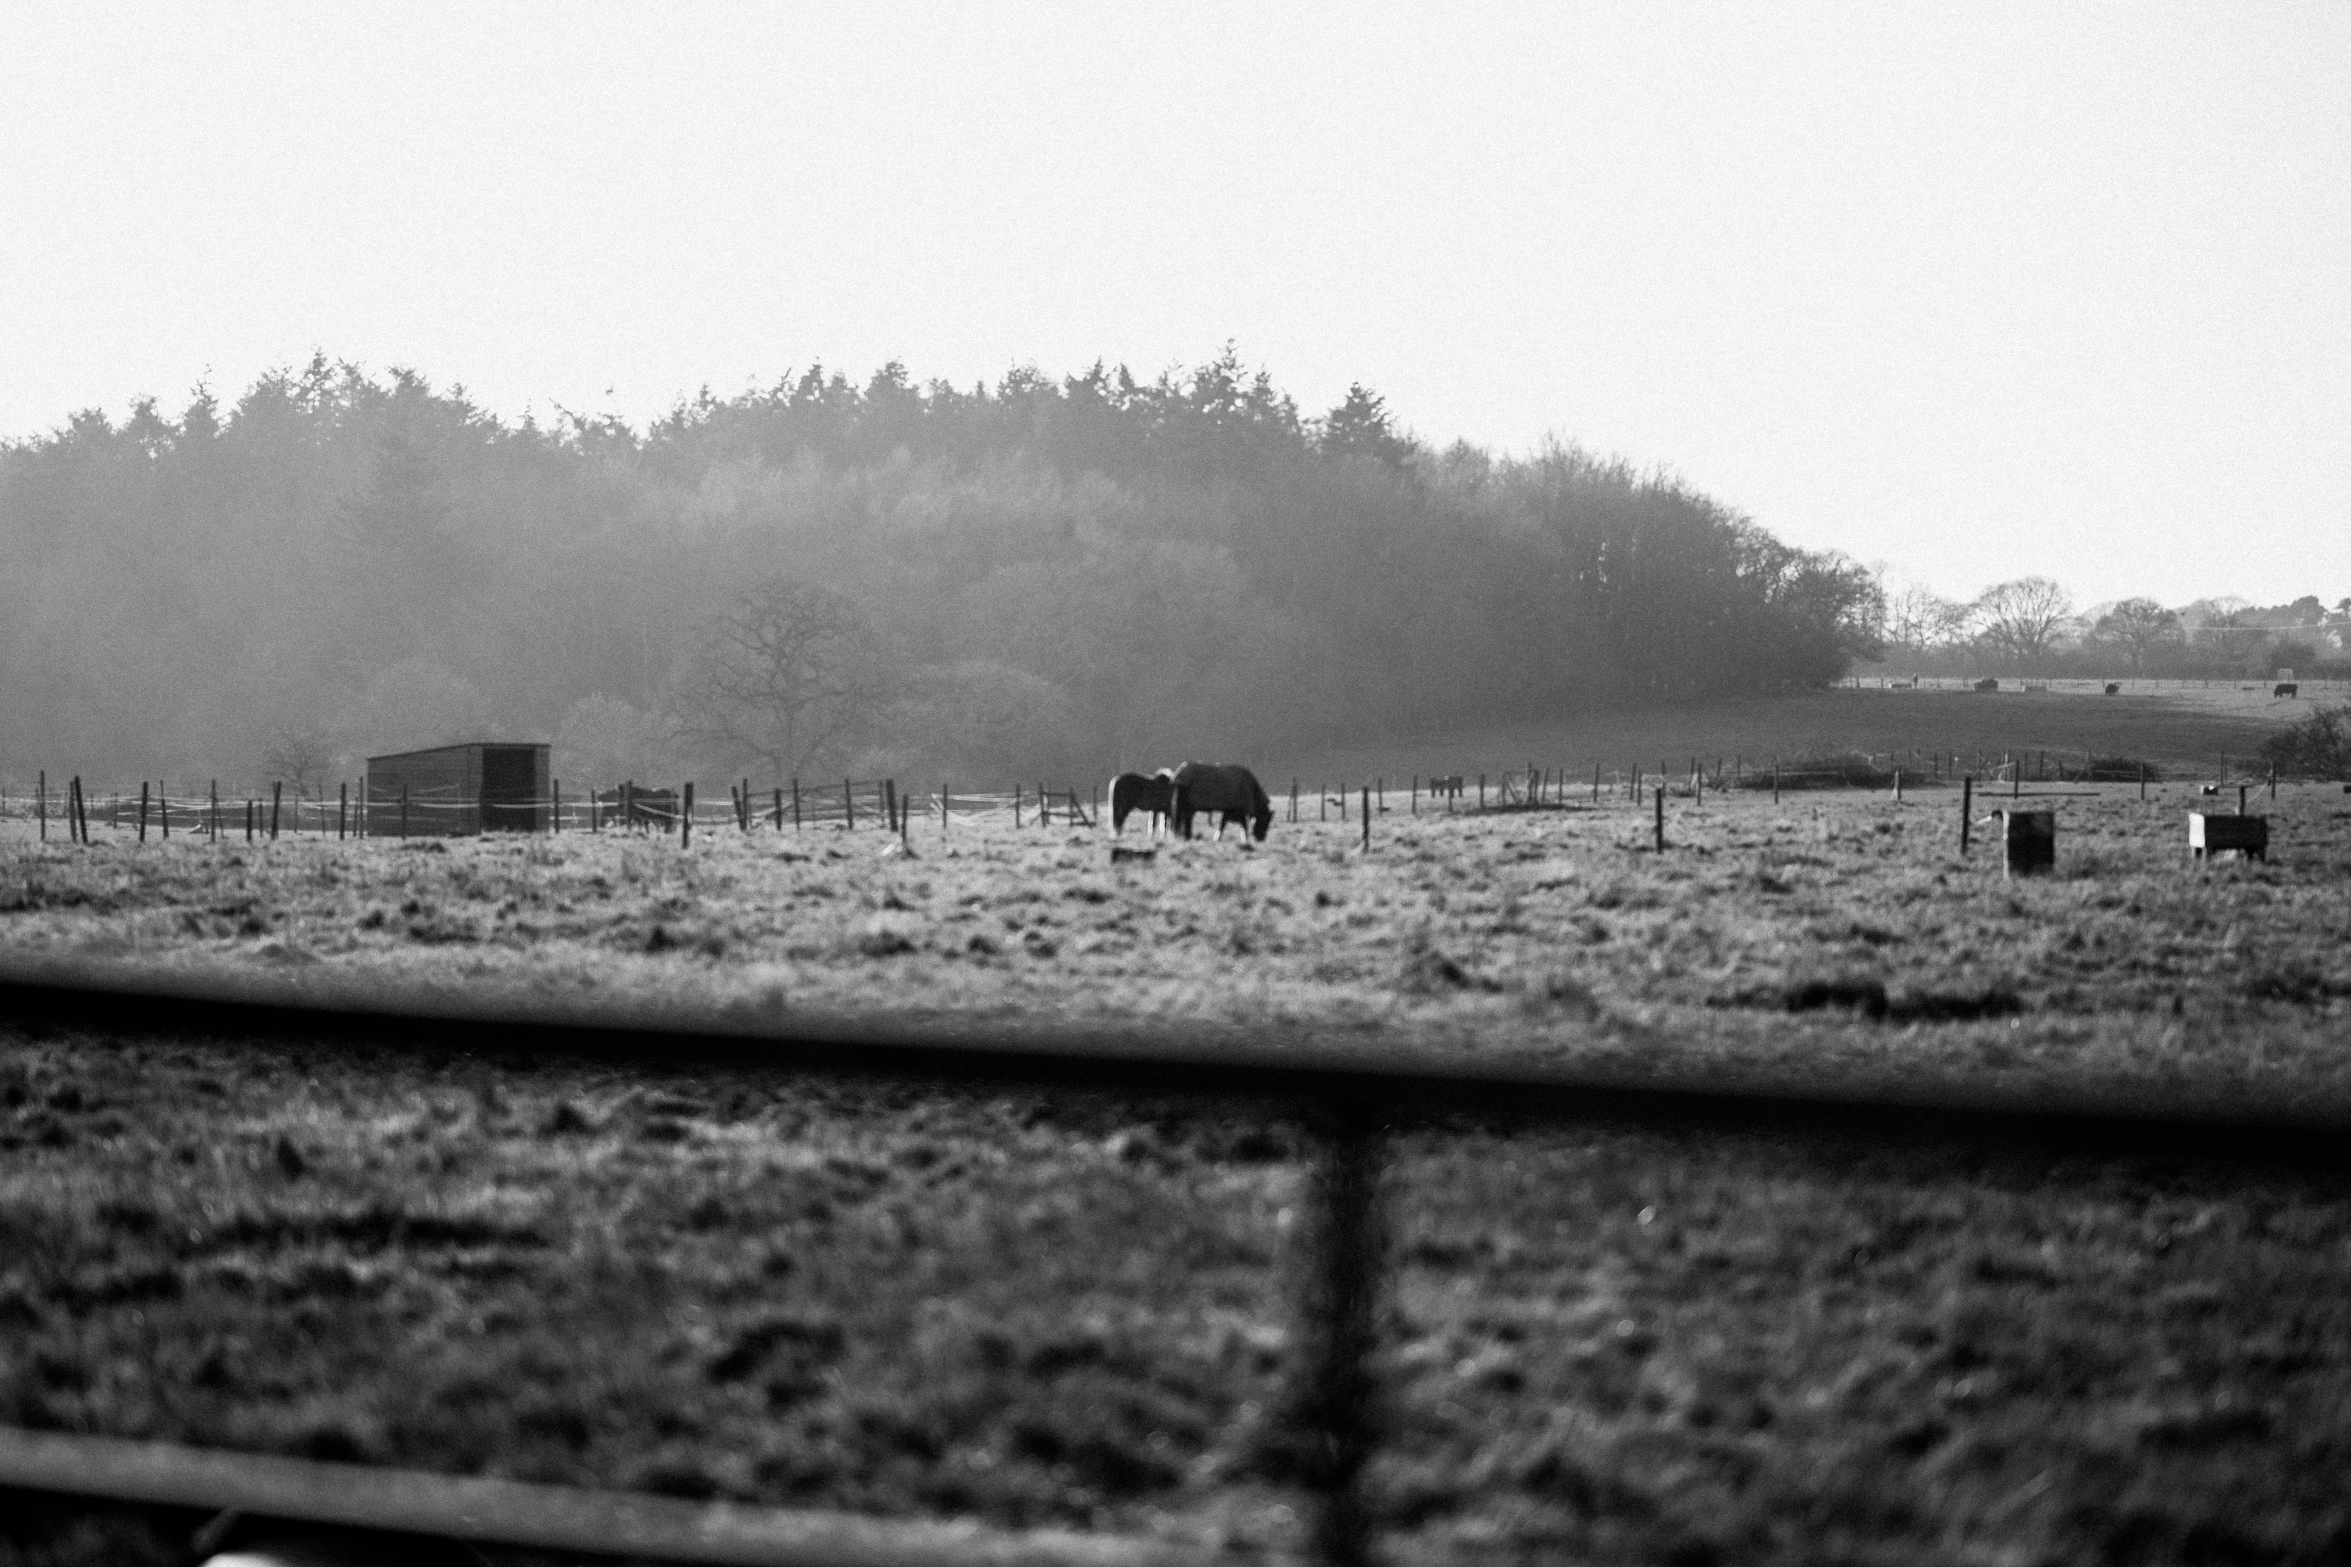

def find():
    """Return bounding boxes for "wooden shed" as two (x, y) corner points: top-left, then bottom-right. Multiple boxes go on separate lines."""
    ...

(364, 743), (549, 836)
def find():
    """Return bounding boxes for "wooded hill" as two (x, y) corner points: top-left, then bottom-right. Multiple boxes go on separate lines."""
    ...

(0, 353), (1881, 790)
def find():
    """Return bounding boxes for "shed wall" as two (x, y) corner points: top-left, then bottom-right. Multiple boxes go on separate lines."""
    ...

(363, 743), (551, 836)
(365, 746), (480, 837)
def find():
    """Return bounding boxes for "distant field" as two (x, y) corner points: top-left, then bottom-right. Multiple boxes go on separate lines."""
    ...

(1265, 684), (2326, 795)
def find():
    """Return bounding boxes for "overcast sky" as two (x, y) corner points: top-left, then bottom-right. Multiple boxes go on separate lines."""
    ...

(4, 3), (2345, 611)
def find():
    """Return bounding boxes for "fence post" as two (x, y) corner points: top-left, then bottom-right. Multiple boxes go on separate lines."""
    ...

(271, 781), (282, 840)
(1960, 775), (1973, 854)
(161, 781), (170, 839)
(773, 787), (784, 830)
(1014, 785), (1023, 830)
(138, 782), (149, 843)
(2139, 762), (2147, 802)
(1411, 775), (1418, 815)
(681, 782), (695, 846)
(339, 783), (347, 840)
(1295, 1100), (1384, 1567)
(401, 784), (409, 840)
(791, 777), (801, 831)
(1772, 757), (1780, 804)
(244, 798), (254, 843)
(1477, 774), (1485, 810)
(552, 779), (562, 835)
(1653, 783), (1665, 852)
(35, 770), (43, 841)
(1360, 786), (1370, 852)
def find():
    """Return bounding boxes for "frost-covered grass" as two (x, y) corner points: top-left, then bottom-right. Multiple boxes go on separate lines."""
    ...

(5, 779), (2350, 1110)
(9, 1026), (2351, 1565)
(7, 785), (2351, 1563)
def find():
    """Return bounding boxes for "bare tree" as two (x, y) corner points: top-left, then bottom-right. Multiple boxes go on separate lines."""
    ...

(1971, 577), (2075, 666)
(261, 719), (335, 802)
(672, 579), (898, 779)
(2195, 611), (2272, 672)
(1883, 583), (1969, 657)
(2086, 597), (2182, 674)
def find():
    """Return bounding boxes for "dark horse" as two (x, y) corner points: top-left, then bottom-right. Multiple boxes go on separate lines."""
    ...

(1108, 770), (1175, 837)
(1169, 761), (1273, 842)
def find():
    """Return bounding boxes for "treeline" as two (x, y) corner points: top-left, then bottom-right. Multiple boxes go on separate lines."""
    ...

(1873, 576), (2351, 681)
(0, 352), (1881, 792)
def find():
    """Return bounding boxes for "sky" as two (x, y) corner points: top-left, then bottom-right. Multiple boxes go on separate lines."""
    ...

(3, 2), (2346, 612)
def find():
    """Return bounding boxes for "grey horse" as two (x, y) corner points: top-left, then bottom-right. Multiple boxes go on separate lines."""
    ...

(1108, 770), (1176, 837)
(1169, 761), (1273, 842)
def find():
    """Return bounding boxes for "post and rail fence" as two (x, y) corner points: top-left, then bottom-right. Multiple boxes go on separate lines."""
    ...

(0, 974), (2344, 1567)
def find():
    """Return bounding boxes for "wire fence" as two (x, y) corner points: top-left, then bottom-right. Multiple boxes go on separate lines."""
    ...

(1851, 674), (2351, 698)
(7, 706), (2346, 850)
(0, 776), (1106, 844)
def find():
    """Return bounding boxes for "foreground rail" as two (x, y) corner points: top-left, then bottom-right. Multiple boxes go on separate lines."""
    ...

(4, 969), (2349, 1566)
(0, 1427), (1189, 1567)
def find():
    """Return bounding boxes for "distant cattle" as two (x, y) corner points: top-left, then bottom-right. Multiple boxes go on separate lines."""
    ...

(1973, 678), (1999, 693)
(1108, 770), (1175, 837)
(2104, 683), (2121, 695)
(2275, 683), (2299, 698)
(1169, 762), (1273, 842)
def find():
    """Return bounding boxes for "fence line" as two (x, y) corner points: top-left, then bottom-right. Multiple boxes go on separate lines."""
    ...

(4, 742), (2341, 845)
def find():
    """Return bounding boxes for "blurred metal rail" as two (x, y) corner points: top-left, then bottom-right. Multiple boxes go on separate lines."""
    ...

(0, 1427), (1203, 1567)
(3, 971), (2348, 1567)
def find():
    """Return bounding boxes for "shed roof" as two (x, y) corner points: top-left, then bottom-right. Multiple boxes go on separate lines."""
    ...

(364, 741), (550, 764)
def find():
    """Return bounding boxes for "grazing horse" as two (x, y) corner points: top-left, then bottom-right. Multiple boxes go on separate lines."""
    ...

(1169, 761), (1273, 842)
(1109, 770), (1175, 837)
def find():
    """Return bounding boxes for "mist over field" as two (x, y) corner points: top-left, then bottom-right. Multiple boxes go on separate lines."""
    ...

(0, 354), (1883, 794)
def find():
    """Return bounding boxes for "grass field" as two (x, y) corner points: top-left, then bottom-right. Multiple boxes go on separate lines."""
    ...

(7, 1024), (2351, 1565)
(5, 766), (2347, 1110)
(6, 718), (2351, 1564)
(1267, 686), (2321, 795)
